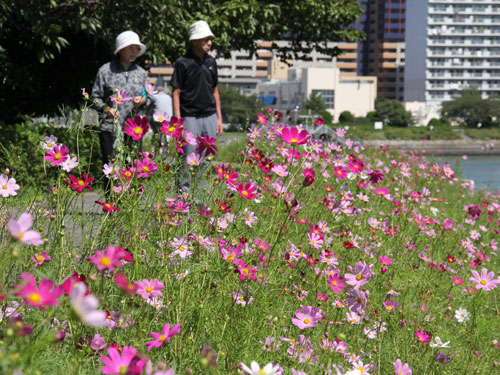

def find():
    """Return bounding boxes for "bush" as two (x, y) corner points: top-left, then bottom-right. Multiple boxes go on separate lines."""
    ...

(339, 111), (355, 123)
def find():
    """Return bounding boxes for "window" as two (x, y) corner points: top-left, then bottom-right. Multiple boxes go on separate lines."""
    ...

(312, 90), (334, 109)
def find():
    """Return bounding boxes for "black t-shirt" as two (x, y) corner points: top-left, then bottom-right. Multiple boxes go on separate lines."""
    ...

(170, 49), (218, 117)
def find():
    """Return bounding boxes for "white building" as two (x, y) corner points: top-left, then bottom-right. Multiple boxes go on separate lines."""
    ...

(257, 67), (377, 122)
(416, 0), (500, 104)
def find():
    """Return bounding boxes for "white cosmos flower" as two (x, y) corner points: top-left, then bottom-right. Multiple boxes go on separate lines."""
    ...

(430, 336), (450, 348)
(70, 283), (107, 327)
(240, 361), (281, 375)
(455, 307), (470, 323)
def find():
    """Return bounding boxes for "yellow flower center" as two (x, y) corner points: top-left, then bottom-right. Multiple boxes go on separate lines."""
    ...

(18, 232), (24, 239)
(387, 306), (393, 311)
(2, 185), (7, 190)
(158, 116), (164, 122)
(28, 293), (41, 303)
(159, 335), (167, 342)
(290, 138), (298, 144)
(259, 371), (267, 375)
(356, 274), (363, 281)
(303, 318), (310, 324)
(105, 203), (111, 208)
(36, 255), (44, 262)
(134, 127), (142, 135)
(141, 166), (149, 173)
(119, 366), (127, 375)
(54, 153), (62, 160)
(242, 268), (249, 274)
(332, 281), (337, 286)
(242, 190), (248, 196)
(99, 256), (111, 266)
(146, 287), (153, 293)
(78, 180), (85, 186)
(179, 247), (185, 252)
(168, 126), (175, 133)
(227, 255), (234, 261)
(480, 280), (487, 285)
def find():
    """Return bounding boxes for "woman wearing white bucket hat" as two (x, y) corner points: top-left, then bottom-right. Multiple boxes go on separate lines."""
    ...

(91, 30), (150, 194)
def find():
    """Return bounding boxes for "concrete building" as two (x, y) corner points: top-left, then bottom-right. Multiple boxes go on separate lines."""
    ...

(357, 0), (406, 100)
(148, 41), (358, 95)
(406, 0), (500, 104)
(257, 67), (377, 122)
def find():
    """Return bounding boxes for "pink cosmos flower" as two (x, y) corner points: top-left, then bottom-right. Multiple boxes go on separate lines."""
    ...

(328, 272), (346, 294)
(95, 201), (120, 213)
(44, 144), (69, 166)
(40, 134), (57, 150)
(469, 268), (500, 291)
(0, 174), (19, 197)
(124, 115), (149, 140)
(70, 282), (107, 327)
(153, 111), (168, 123)
(333, 166), (347, 179)
(100, 345), (145, 375)
(237, 181), (258, 200)
(134, 158), (157, 178)
(196, 135), (218, 156)
(145, 82), (158, 95)
(186, 152), (203, 166)
(256, 113), (268, 125)
(308, 232), (323, 249)
(61, 156), (79, 172)
(415, 329), (431, 343)
(384, 300), (399, 312)
(64, 173), (94, 193)
(393, 359), (412, 375)
(452, 276), (464, 286)
(114, 273), (137, 294)
(316, 116), (324, 126)
(235, 259), (258, 281)
(135, 279), (164, 300)
(292, 305), (322, 329)
(344, 262), (374, 289)
(88, 246), (124, 272)
(348, 159), (364, 173)
(281, 127), (311, 145)
(378, 255), (393, 266)
(31, 250), (51, 267)
(8, 212), (45, 246)
(145, 323), (181, 351)
(15, 273), (62, 311)
(91, 334), (107, 350)
(160, 116), (184, 139)
(110, 89), (132, 105)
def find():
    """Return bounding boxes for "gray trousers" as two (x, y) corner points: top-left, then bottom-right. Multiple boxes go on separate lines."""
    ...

(177, 113), (217, 202)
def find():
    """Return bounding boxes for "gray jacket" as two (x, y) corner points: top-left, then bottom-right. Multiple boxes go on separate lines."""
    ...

(91, 59), (149, 132)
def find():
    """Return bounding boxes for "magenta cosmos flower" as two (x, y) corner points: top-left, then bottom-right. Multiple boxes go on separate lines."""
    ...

(8, 212), (44, 246)
(100, 345), (145, 375)
(160, 116), (184, 139)
(469, 268), (500, 291)
(415, 329), (431, 343)
(145, 322), (181, 351)
(124, 115), (149, 140)
(64, 173), (94, 193)
(393, 359), (412, 375)
(31, 250), (51, 268)
(281, 126), (311, 146)
(44, 144), (69, 166)
(196, 135), (218, 156)
(0, 174), (19, 197)
(15, 273), (63, 311)
(88, 246), (124, 272)
(328, 272), (346, 294)
(291, 305), (323, 329)
(237, 181), (258, 200)
(134, 279), (164, 300)
(134, 158), (157, 178)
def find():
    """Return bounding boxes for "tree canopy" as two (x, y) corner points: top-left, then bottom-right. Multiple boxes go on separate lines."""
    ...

(441, 95), (495, 128)
(374, 98), (412, 127)
(0, 0), (363, 123)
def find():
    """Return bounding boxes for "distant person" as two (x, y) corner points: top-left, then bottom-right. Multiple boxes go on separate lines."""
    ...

(91, 31), (149, 170)
(148, 84), (173, 155)
(170, 20), (223, 199)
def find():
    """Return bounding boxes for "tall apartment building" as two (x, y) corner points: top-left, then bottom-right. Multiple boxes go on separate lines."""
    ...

(149, 41), (358, 95)
(357, 0), (406, 100)
(406, 0), (500, 104)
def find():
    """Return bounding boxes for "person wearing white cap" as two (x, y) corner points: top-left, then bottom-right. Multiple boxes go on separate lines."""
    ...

(91, 31), (149, 192)
(171, 20), (223, 201)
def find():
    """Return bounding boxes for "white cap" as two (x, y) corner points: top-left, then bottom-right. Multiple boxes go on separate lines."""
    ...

(114, 31), (146, 56)
(189, 20), (215, 41)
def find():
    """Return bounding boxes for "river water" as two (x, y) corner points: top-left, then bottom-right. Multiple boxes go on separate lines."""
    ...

(436, 155), (500, 192)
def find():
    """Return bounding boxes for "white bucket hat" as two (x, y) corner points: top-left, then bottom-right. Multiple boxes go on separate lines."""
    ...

(189, 20), (215, 41)
(114, 31), (146, 56)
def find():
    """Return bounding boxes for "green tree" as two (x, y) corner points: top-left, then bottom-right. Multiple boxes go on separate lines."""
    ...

(304, 93), (327, 114)
(338, 110), (355, 123)
(441, 96), (493, 128)
(0, 0), (363, 122)
(218, 85), (264, 129)
(374, 97), (412, 127)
